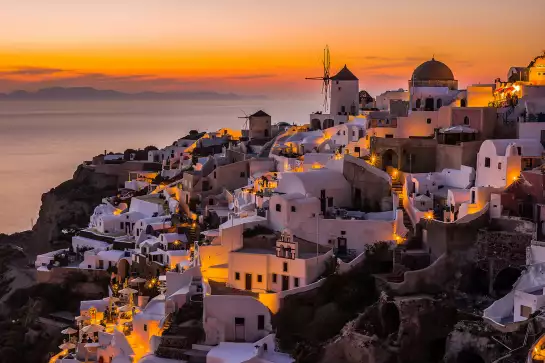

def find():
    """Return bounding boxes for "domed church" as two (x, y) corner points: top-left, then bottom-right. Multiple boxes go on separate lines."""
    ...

(408, 58), (460, 111)
(410, 58), (458, 90)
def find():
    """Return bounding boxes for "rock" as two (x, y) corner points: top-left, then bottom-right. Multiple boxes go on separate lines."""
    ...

(28, 165), (118, 255)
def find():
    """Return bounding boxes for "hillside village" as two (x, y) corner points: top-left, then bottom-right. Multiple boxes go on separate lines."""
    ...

(24, 51), (545, 363)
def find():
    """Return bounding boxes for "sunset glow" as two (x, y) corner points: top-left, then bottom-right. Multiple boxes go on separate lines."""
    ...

(1, 0), (544, 97)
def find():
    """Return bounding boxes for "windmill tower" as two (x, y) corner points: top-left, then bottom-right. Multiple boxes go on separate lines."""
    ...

(238, 111), (250, 140)
(306, 45), (331, 112)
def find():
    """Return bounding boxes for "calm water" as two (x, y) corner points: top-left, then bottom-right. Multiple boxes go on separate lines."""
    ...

(0, 99), (318, 234)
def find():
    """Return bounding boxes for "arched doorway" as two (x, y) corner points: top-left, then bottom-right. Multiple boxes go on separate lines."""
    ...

(381, 302), (400, 337)
(456, 349), (485, 363)
(437, 98), (443, 109)
(425, 97), (434, 111)
(311, 119), (321, 130)
(381, 149), (398, 169)
(493, 267), (522, 297)
(460, 99), (467, 107)
(323, 119), (335, 129)
(117, 259), (131, 281)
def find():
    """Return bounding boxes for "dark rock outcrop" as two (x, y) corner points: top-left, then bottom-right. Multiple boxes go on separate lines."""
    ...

(28, 165), (118, 254)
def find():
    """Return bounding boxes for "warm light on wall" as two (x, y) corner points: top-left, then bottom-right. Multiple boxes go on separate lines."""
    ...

(424, 211), (434, 220)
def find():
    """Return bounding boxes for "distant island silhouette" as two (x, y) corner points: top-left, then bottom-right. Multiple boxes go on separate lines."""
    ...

(0, 87), (266, 100)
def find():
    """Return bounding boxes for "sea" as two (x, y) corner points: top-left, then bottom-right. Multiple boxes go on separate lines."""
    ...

(0, 99), (319, 234)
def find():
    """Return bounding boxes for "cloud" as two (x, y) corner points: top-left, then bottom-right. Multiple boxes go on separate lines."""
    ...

(0, 66), (67, 76)
(223, 73), (277, 80)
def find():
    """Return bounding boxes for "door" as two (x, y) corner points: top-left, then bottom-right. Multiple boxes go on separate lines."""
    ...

(425, 98), (434, 111)
(337, 237), (347, 255)
(320, 190), (326, 214)
(281, 275), (289, 291)
(245, 273), (252, 291)
(234, 317), (245, 341)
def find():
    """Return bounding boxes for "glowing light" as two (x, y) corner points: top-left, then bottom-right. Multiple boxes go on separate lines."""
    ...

(514, 85), (521, 92)
(392, 169), (398, 178)
(425, 211), (434, 220)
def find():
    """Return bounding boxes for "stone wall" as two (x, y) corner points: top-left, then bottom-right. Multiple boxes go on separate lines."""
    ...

(343, 155), (392, 212)
(475, 220), (533, 293)
(420, 206), (490, 261)
(36, 266), (109, 284)
(436, 141), (483, 170)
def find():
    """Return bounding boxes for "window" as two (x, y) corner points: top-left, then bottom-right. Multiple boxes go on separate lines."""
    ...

(461, 99), (467, 107)
(214, 172), (216, 179)
(517, 146), (522, 156)
(258, 315), (265, 330)
(437, 99), (443, 109)
(120, 222), (124, 229)
(240, 172), (245, 178)
(484, 157), (491, 168)
(498, 162), (502, 170)
(341, 106), (346, 113)
(294, 277), (300, 288)
(352, 131), (355, 137)
(327, 197), (333, 207)
(426, 118), (432, 124)
(341, 230), (346, 235)
(385, 134), (394, 138)
(354, 147), (361, 153)
(272, 273), (277, 283)
(464, 116), (470, 125)
(415, 99), (421, 109)
(144, 324), (148, 332)
(276, 204), (281, 212)
(521, 305), (532, 318)
(291, 206), (296, 212)
(235, 272), (240, 280)
(343, 131), (346, 135)
(338, 87), (342, 91)
(365, 135), (369, 140)
(209, 199), (214, 205)
(257, 274), (263, 283)
(283, 262), (288, 272)
(471, 190), (476, 204)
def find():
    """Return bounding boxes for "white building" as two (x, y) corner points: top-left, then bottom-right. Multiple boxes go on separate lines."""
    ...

(227, 231), (333, 293)
(275, 169), (351, 209)
(475, 139), (544, 188)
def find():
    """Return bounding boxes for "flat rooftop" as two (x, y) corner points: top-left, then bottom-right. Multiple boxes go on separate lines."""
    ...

(208, 280), (258, 297)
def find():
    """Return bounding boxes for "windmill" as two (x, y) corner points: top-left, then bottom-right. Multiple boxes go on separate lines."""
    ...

(238, 110), (250, 138)
(306, 45), (331, 112)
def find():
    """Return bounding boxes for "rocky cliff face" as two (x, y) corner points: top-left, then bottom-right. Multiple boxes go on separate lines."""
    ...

(28, 165), (118, 255)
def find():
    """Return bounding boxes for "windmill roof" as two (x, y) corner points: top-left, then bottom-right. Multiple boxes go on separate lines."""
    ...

(251, 110), (270, 117)
(331, 65), (358, 81)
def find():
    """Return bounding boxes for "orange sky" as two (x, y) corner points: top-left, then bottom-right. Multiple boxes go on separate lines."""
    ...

(0, 0), (544, 97)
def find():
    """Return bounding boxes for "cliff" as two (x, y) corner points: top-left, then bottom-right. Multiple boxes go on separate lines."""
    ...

(23, 165), (118, 255)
